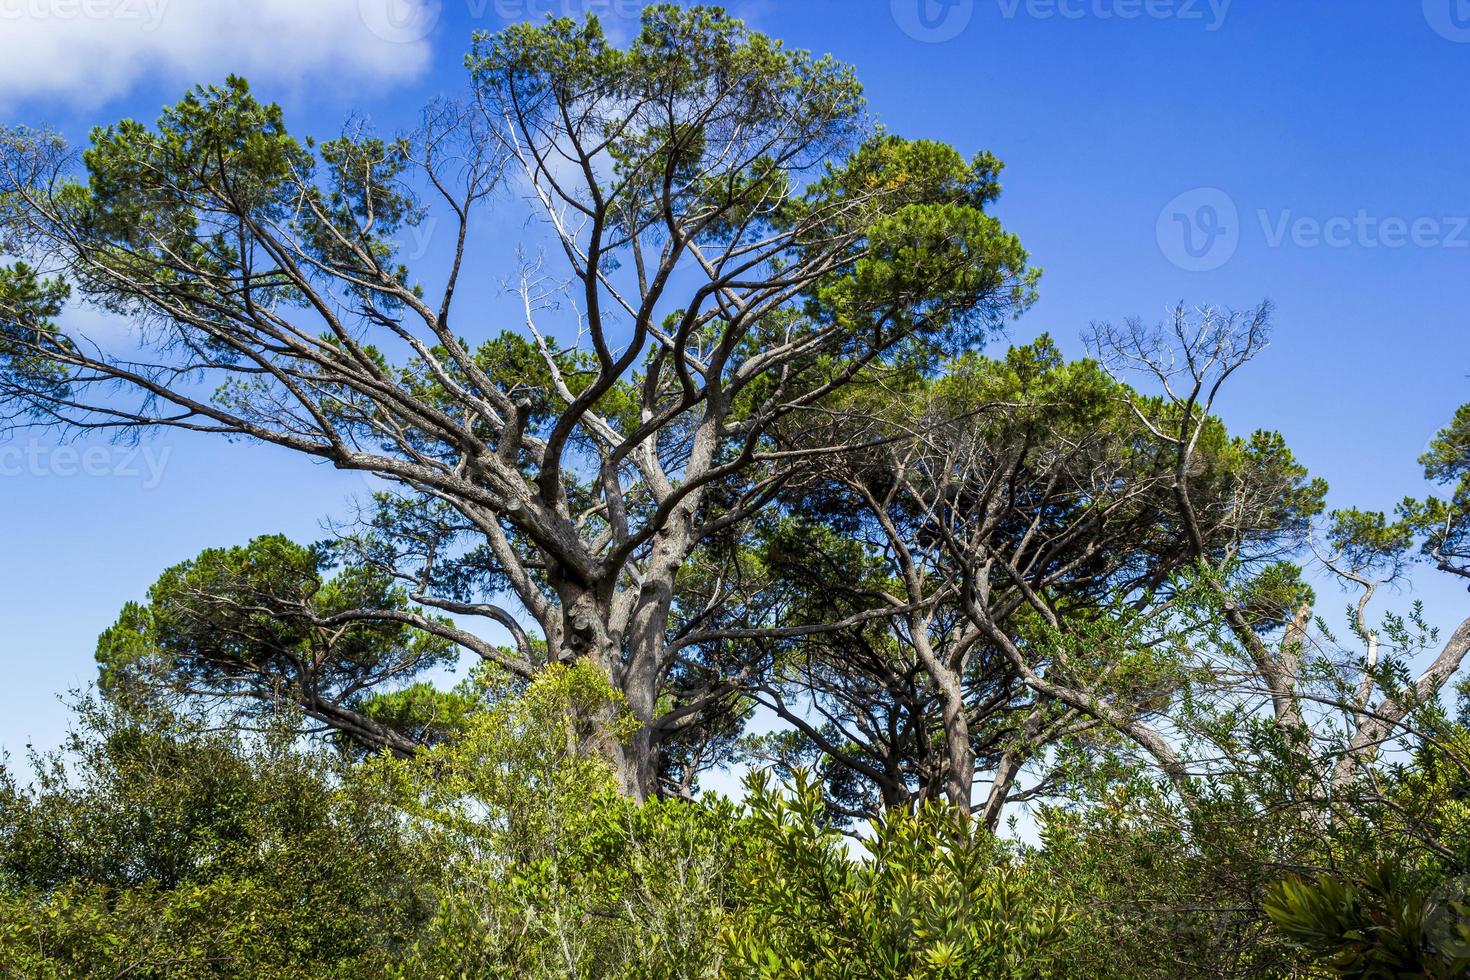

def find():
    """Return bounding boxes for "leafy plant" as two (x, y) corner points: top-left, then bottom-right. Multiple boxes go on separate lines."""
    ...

(724, 770), (1068, 978)
(1266, 866), (1470, 979)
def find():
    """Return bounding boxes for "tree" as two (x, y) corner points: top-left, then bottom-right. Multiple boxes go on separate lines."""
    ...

(988, 312), (1470, 977)
(1076, 305), (1470, 807)
(738, 329), (1320, 822)
(0, 6), (1035, 797)
(95, 534), (458, 757)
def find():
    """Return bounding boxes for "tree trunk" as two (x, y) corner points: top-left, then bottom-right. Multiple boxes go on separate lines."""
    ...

(978, 709), (1042, 831)
(616, 649), (661, 801)
(936, 677), (975, 811)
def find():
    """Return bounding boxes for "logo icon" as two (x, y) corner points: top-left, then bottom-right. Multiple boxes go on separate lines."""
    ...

(1425, 0), (1470, 42)
(1427, 874), (1470, 962)
(891, 0), (974, 42)
(358, 0), (442, 44)
(1157, 187), (1239, 272)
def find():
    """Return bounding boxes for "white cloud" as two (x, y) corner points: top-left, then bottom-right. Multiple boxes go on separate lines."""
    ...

(0, 0), (437, 110)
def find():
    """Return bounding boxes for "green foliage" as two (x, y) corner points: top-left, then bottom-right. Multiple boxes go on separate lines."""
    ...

(1033, 782), (1310, 979)
(1238, 561), (1317, 633)
(803, 136), (1038, 351)
(724, 771), (1068, 978)
(354, 681), (480, 751)
(1398, 403), (1470, 576)
(372, 663), (737, 979)
(0, 701), (428, 977)
(9, 660), (1470, 979)
(0, 260), (72, 397)
(95, 534), (455, 750)
(1266, 867), (1470, 979)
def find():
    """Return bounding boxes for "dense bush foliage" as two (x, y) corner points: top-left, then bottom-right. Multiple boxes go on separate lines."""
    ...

(0, 702), (429, 977)
(724, 772), (1068, 978)
(0, 672), (1070, 978)
(4, 667), (1470, 977)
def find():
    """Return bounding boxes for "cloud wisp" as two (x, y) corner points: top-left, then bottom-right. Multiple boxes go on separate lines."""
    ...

(0, 0), (436, 110)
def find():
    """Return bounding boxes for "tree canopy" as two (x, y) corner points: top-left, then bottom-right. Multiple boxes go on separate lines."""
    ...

(1, 5), (1036, 798)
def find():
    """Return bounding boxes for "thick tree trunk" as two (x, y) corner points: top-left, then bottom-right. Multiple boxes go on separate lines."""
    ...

(562, 582), (676, 802)
(936, 678), (975, 812)
(549, 577), (660, 798)
(616, 650), (662, 801)
(615, 522), (697, 801)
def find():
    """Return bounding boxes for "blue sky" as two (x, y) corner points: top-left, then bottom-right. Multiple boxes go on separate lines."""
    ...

(3, 0), (1469, 763)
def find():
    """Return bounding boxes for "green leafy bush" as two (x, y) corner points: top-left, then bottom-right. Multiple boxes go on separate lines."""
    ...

(0, 701), (428, 977)
(1266, 866), (1470, 979)
(724, 771), (1068, 979)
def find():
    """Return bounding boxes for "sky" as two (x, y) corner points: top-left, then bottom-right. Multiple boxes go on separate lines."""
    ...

(3, 0), (1470, 772)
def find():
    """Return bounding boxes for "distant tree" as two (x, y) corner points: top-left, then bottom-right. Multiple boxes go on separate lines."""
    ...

(0, 6), (1035, 796)
(95, 534), (458, 757)
(734, 328), (1321, 821)
(1078, 306), (1470, 801)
